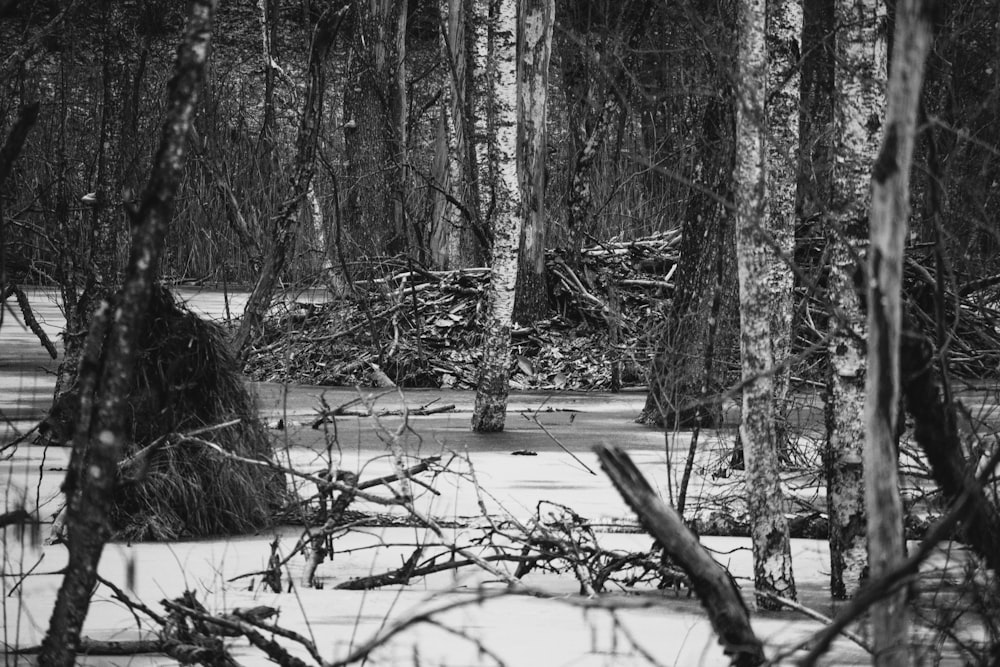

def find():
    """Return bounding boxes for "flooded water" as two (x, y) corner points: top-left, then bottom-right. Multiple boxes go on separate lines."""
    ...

(0, 286), (988, 666)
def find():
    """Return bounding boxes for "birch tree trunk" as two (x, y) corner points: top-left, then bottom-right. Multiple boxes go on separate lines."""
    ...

(766, 0), (801, 453)
(735, 0), (796, 609)
(470, 0), (495, 228)
(471, 0), (519, 432)
(865, 1), (934, 663)
(512, 0), (553, 323)
(38, 3), (214, 661)
(826, 0), (887, 600)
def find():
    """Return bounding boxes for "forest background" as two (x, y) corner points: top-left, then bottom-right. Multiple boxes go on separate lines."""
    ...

(3, 0), (1000, 664)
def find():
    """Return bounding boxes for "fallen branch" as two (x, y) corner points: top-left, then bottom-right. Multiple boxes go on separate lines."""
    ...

(595, 446), (765, 667)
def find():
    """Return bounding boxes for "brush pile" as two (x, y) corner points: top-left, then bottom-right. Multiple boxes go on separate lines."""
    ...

(244, 232), (681, 390)
(244, 231), (1000, 389)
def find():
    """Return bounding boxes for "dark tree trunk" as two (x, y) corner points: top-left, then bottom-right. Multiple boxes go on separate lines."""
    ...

(798, 0), (835, 217)
(640, 95), (738, 428)
(38, 3), (215, 662)
(556, 9), (616, 256)
(343, 0), (409, 256)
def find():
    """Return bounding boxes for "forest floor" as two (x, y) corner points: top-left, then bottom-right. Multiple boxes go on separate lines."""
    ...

(1, 286), (996, 665)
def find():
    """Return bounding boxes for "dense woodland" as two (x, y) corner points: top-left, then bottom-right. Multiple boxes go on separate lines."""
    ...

(3, 0), (1000, 665)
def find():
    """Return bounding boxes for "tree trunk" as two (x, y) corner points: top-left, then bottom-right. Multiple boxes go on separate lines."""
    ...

(639, 98), (738, 429)
(557, 25), (614, 256)
(431, 0), (480, 269)
(343, 0), (408, 256)
(38, 4), (215, 662)
(765, 0), (801, 453)
(233, 13), (337, 361)
(735, 0), (796, 609)
(826, 0), (887, 600)
(258, 0), (279, 146)
(512, 0), (554, 324)
(865, 1), (933, 663)
(596, 447), (765, 667)
(799, 0), (835, 218)
(471, 0), (519, 433)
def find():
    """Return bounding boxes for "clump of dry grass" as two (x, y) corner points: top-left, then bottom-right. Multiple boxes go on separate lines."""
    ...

(49, 285), (286, 541)
(107, 285), (286, 541)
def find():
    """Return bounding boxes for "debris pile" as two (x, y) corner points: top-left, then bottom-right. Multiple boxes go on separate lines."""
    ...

(244, 230), (1000, 388)
(244, 232), (682, 390)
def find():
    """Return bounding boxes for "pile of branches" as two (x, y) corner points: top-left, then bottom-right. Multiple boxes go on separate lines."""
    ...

(244, 231), (681, 390)
(244, 230), (1000, 389)
(793, 241), (1000, 380)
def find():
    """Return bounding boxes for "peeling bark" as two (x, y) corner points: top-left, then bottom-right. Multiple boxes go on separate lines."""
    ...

(472, 0), (519, 433)
(512, 0), (554, 323)
(826, 0), (887, 600)
(735, 0), (796, 609)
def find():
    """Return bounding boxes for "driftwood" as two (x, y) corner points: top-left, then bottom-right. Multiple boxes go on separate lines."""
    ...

(594, 446), (765, 667)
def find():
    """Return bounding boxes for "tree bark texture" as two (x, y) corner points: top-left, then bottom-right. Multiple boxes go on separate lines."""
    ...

(637, 0), (741, 431)
(471, 0), (520, 433)
(799, 0), (835, 218)
(595, 447), (765, 667)
(471, 0), (497, 230)
(512, 0), (553, 324)
(735, 0), (796, 609)
(343, 0), (408, 256)
(233, 13), (336, 361)
(431, 0), (482, 269)
(555, 5), (614, 255)
(826, 0), (887, 600)
(640, 96), (738, 428)
(765, 0), (801, 451)
(865, 1), (933, 663)
(38, 3), (215, 662)
(430, 5), (457, 269)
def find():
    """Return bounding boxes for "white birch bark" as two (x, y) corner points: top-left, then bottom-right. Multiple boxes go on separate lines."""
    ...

(470, 0), (494, 226)
(826, 0), (887, 600)
(306, 183), (331, 272)
(735, 0), (796, 608)
(471, 0), (519, 432)
(865, 1), (933, 663)
(766, 0), (801, 450)
(513, 0), (553, 320)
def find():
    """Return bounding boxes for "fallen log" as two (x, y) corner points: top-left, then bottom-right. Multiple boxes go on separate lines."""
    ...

(595, 446), (765, 667)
